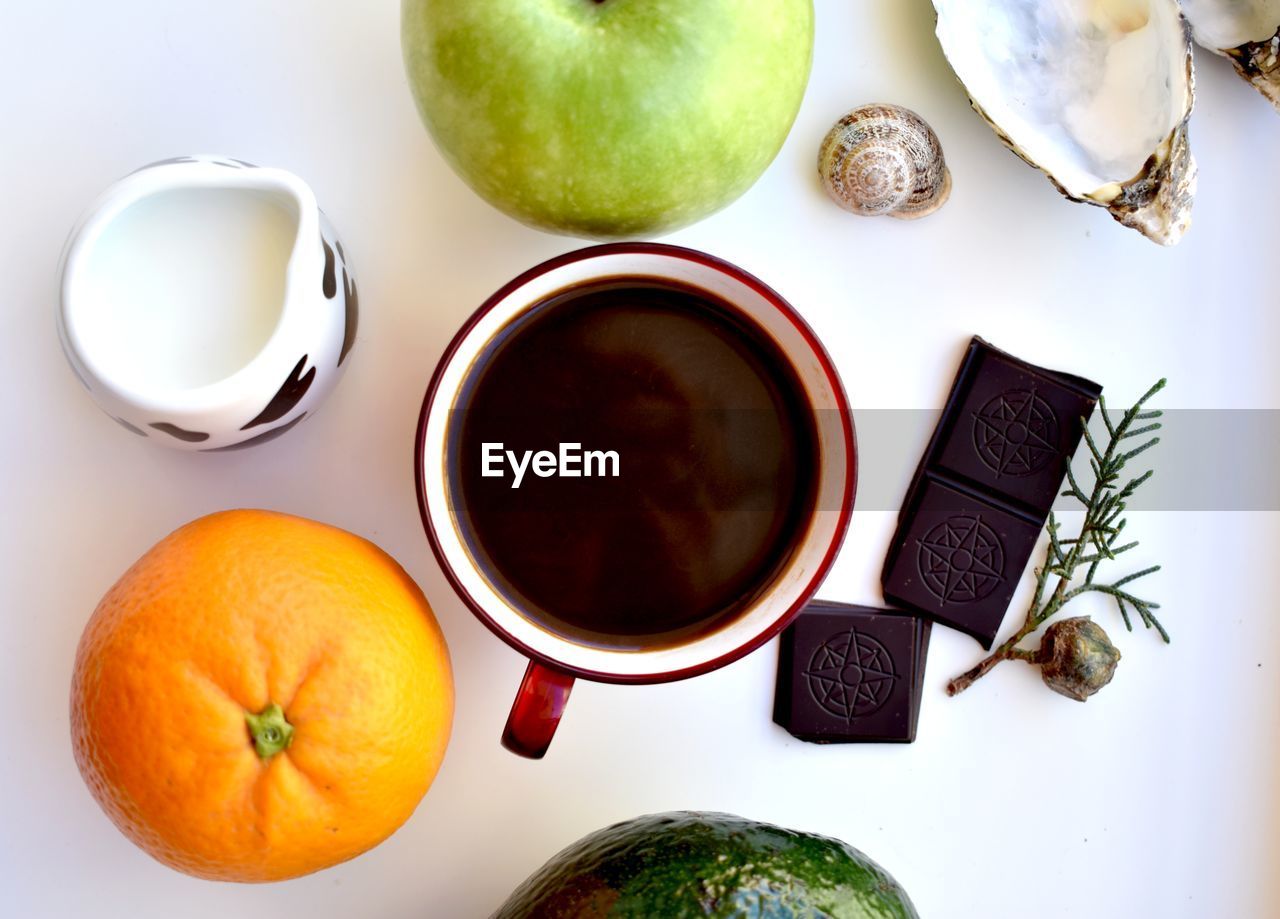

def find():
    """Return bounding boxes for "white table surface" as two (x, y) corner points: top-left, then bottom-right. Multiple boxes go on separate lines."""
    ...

(3, 2), (1278, 917)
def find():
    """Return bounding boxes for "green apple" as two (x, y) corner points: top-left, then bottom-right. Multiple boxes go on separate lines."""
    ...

(401, 0), (814, 238)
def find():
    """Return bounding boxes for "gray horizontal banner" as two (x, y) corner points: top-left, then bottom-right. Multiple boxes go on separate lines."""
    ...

(443, 409), (1280, 513)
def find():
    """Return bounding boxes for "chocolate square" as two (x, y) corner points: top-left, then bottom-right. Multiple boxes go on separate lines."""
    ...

(773, 601), (931, 744)
(934, 345), (1101, 513)
(882, 477), (1041, 649)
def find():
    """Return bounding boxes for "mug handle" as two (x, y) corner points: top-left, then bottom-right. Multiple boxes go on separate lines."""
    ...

(501, 660), (576, 759)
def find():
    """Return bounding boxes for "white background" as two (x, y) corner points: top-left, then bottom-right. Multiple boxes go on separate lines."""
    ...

(2, 2), (1277, 917)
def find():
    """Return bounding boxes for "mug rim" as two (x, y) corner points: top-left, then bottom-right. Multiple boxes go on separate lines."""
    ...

(414, 242), (856, 685)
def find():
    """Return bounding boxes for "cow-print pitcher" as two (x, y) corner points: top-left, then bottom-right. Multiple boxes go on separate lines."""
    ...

(57, 154), (358, 451)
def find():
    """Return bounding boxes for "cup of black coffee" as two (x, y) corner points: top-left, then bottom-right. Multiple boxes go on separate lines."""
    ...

(416, 243), (856, 758)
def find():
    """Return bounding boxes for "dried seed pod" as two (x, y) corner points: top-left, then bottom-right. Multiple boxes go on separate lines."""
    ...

(1038, 617), (1121, 702)
(817, 104), (951, 220)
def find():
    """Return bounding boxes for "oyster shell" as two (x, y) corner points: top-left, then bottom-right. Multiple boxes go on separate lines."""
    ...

(1182, 0), (1280, 108)
(817, 104), (952, 219)
(933, 0), (1197, 245)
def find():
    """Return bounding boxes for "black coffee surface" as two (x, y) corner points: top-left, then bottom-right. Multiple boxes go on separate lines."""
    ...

(450, 278), (818, 649)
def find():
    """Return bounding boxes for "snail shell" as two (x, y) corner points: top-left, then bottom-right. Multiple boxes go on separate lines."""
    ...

(818, 104), (951, 220)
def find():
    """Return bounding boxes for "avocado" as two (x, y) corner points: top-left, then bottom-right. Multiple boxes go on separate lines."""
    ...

(493, 811), (919, 918)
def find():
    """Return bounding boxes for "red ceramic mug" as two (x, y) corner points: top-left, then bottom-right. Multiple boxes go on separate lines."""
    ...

(415, 243), (856, 758)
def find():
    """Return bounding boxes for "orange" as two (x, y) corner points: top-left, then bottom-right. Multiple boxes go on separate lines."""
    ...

(70, 509), (454, 882)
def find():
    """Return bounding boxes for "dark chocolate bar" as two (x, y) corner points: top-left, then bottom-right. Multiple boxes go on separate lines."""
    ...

(881, 337), (1101, 648)
(773, 601), (931, 744)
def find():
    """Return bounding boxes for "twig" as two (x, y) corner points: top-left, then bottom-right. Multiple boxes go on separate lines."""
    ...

(947, 380), (1168, 697)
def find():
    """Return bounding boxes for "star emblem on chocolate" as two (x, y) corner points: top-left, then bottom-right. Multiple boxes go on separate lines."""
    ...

(972, 388), (1059, 478)
(916, 514), (1005, 604)
(803, 628), (898, 720)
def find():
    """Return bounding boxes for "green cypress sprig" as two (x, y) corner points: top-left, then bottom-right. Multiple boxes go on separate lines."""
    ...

(946, 379), (1167, 697)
